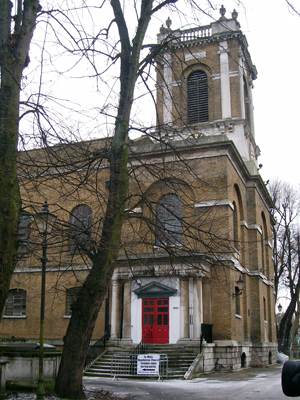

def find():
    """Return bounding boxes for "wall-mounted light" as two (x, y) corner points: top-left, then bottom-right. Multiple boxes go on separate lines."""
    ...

(233, 275), (245, 297)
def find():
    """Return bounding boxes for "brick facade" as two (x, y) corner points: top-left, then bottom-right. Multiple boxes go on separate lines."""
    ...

(0, 8), (277, 369)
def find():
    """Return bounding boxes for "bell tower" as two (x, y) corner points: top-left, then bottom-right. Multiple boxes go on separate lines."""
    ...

(156, 6), (260, 174)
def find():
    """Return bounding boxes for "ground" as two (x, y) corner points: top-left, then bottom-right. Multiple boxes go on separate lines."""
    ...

(4, 388), (133, 400)
(3, 363), (286, 400)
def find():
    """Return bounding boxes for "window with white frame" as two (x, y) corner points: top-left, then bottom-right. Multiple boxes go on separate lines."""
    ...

(5, 289), (26, 316)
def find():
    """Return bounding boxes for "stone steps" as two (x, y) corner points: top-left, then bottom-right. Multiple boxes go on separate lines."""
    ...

(84, 343), (199, 379)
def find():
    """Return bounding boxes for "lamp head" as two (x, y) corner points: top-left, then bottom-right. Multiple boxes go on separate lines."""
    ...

(34, 200), (57, 235)
(236, 276), (245, 293)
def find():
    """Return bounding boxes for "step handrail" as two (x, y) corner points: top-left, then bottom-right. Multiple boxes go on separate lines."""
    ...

(85, 330), (110, 368)
(131, 326), (153, 355)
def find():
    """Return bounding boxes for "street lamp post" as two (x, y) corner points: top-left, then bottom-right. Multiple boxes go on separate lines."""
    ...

(34, 200), (57, 399)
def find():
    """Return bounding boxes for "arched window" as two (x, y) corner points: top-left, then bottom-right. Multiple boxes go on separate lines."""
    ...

(66, 287), (81, 316)
(187, 70), (209, 124)
(263, 297), (267, 321)
(261, 212), (268, 275)
(232, 201), (238, 249)
(5, 289), (26, 316)
(235, 286), (241, 315)
(156, 194), (182, 246)
(69, 205), (92, 252)
(18, 211), (31, 255)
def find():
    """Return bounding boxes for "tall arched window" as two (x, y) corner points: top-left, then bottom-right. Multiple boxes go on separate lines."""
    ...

(187, 70), (209, 124)
(69, 205), (92, 252)
(66, 287), (81, 316)
(232, 201), (238, 250)
(5, 289), (26, 316)
(156, 194), (183, 246)
(18, 211), (31, 255)
(261, 212), (268, 275)
(235, 286), (241, 315)
(263, 297), (267, 321)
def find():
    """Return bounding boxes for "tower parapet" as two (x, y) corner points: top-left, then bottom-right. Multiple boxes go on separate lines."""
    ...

(155, 6), (260, 174)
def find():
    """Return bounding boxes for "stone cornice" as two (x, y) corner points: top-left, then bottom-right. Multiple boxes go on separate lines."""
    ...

(167, 29), (257, 80)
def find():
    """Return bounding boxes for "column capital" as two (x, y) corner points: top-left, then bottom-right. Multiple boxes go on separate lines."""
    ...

(217, 40), (230, 54)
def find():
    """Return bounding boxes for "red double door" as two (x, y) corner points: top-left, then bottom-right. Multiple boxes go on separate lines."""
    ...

(142, 298), (169, 344)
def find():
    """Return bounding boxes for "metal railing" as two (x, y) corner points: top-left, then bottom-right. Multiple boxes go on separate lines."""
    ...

(131, 327), (153, 356)
(111, 327), (168, 379)
(111, 353), (168, 380)
(85, 331), (110, 367)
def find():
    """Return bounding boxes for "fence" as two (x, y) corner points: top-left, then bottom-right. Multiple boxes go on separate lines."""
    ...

(111, 353), (168, 380)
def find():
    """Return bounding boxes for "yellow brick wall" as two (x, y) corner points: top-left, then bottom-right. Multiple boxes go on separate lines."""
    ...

(1, 270), (106, 342)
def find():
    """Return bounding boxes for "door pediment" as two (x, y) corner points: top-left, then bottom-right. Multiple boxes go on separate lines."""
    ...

(134, 281), (177, 299)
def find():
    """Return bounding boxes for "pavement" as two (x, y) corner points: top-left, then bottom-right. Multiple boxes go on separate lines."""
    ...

(83, 363), (288, 399)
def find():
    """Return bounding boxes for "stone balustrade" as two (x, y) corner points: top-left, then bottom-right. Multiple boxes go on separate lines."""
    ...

(180, 26), (212, 42)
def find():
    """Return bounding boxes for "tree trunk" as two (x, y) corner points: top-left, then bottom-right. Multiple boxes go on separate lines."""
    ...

(0, 62), (22, 316)
(0, 0), (40, 316)
(278, 284), (300, 354)
(54, 1), (163, 397)
(54, 136), (130, 398)
(292, 303), (300, 357)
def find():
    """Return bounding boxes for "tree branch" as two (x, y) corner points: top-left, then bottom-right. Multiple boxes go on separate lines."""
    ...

(15, 0), (41, 66)
(110, 0), (131, 53)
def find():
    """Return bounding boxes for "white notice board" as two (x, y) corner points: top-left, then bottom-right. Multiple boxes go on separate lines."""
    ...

(137, 354), (160, 375)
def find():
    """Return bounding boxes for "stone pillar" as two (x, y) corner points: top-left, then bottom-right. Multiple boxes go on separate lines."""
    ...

(189, 277), (194, 339)
(247, 78), (255, 138)
(238, 48), (245, 119)
(180, 279), (189, 339)
(218, 41), (231, 119)
(202, 279), (212, 324)
(122, 280), (132, 342)
(194, 278), (203, 339)
(163, 52), (173, 125)
(110, 278), (120, 339)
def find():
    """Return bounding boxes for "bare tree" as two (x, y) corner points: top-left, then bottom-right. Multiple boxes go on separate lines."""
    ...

(270, 180), (300, 354)
(52, 1), (187, 398)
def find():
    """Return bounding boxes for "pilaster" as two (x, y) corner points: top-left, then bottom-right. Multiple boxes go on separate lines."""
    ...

(163, 52), (173, 125)
(110, 278), (120, 339)
(180, 279), (190, 339)
(194, 278), (203, 339)
(122, 280), (132, 342)
(218, 41), (231, 119)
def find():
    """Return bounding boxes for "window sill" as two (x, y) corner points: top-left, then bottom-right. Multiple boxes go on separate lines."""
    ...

(235, 314), (242, 319)
(2, 315), (26, 319)
(63, 315), (71, 319)
(154, 244), (183, 251)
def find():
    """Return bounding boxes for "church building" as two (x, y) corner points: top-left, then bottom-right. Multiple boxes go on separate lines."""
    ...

(0, 6), (277, 372)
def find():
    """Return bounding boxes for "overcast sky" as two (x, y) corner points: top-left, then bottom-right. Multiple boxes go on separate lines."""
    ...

(230, 0), (300, 187)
